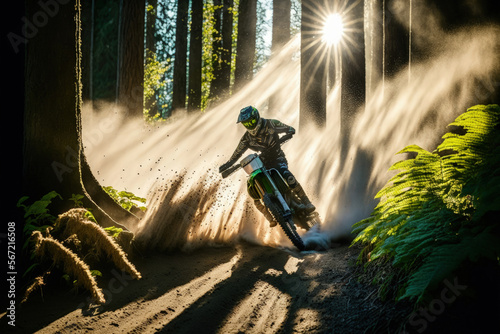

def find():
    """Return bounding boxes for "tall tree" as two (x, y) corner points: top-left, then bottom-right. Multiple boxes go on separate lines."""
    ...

(172, 0), (189, 111)
(145, 0), (159, 117)
(340, 0), (366, 156)
(271, 0), (291, 53)
(91, 0), (120, 102)
(384, 0), (409, 79)
(269, 0), (291, 111)
(210, 0), (234, 102)
(219, 0), (234, 95)
(234, 0), (257, 90)
(117, 0), (145, 116)
(365, 0), (383, 99)
(81, 0), (94, 102)
(24, 0), (138, 230)
(209, 0), (223, 100)
(188, 0), (204, 112)
(425, 0), (500, 104)
(145, 0), (157, 54)
(299, 0), (327, 128)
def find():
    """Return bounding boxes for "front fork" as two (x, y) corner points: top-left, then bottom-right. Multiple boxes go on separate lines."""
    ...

(261, 169), (292, 219)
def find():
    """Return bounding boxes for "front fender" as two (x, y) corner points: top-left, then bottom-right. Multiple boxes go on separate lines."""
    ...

(247, 170), (275, 200)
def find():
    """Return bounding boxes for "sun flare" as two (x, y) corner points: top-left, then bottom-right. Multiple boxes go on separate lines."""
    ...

(323, 14), (344, 46)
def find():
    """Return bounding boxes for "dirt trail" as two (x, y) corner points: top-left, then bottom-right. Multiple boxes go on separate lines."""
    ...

(2, 242), (408, 334)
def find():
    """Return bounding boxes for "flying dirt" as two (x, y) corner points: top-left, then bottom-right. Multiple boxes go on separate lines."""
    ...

(4, 4), (499, 334)
(83, 24), (499, 253)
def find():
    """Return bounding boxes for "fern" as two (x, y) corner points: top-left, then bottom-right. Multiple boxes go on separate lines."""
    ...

(103, 186), (147, 212)
(401, 227), (500, 302)
(352, 104), (500, 303)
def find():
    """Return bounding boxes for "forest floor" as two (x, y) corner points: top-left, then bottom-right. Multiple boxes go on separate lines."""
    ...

(1, 240), (414, 334)
(0, 239), (492, 334)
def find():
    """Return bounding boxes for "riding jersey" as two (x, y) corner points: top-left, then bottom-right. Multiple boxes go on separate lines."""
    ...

(228, 118), (295, 166)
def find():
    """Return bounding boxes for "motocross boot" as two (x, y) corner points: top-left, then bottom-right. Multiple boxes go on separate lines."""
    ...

(254, 200), (277, 227)
(292, 184), (316, 214)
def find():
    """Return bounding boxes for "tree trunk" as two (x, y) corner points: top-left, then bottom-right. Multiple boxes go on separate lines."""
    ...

(210, 0), (233, 102)
(145, 0), (159, 117)
(145, 0), (157, 54)
(269, 0), (291, 111)
(172, 0), (189, 112)
(366, 0), (383, 99)
(80, 155), (139, 229)
(425, 0), (500, 104)
(340, 0), (365, 148)
(271, 0), (290, 54)
(117, 0), (145, 117)
(24, 0), (85, 204)
(209, 0), (223, 101)
(219, 0), (234, 96)
(188, 0), (204, 112)
(24, 0), (137, 231)
(234, 0), (257, 90)
(384, 0), (409, 79)
(9, 1), (26, 221)
(299, 0), (327, 129)
(81, 0), (94, 102)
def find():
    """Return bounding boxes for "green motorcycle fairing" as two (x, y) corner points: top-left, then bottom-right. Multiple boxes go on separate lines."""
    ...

(247, 168), (290, 200)
(268, 169), (290, 195)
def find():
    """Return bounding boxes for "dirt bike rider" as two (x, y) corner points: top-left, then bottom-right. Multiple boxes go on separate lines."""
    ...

(219, 106), (316, 227)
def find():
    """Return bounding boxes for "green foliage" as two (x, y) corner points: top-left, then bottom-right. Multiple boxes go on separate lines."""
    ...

(19, 194), (141, 304)
(104, 226), (124, 239)
(103, 186), (147, 212)
(201, 0), (218, 104)
(69, 193), (98, 222)
(144, 50), (169, 121)
(91, 270), (103, 278)
(352, 104), (500, 303)
(17, 192), (91, 292)
(69, 193), (85, 207)
(17, 191), (62, 248)
(63, 270), (102, 286)
(201, 0), (239, 110)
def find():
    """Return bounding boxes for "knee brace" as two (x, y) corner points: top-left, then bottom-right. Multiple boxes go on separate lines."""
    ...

(282, 170), (297, 188)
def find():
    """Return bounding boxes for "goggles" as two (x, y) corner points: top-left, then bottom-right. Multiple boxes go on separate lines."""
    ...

(242, 118), (258, 129)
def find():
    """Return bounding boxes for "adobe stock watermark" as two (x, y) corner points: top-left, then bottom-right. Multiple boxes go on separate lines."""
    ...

(7, 0), (72, 54)
(78, 268), (135, 314)
(402, 276), (468, 334)
(51, 115), (117, 182)
(281, 271), (302, 295)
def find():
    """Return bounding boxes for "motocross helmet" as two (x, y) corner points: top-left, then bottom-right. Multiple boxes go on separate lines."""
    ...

(237, 106), (260, 130)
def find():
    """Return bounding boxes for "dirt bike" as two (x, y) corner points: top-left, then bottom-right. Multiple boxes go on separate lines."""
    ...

(220, 133), (321, 251)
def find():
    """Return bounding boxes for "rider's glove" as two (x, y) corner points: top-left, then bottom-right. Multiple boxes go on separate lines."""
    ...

(219, 161), (233, 173)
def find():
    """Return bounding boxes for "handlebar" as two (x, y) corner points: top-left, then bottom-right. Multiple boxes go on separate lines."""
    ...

(279, 133), (293, 145)
(220, 132), (294, 179)
(221, 164), (241, 179)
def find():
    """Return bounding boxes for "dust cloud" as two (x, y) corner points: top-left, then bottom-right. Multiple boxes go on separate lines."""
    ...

(83, 15), (499, 251)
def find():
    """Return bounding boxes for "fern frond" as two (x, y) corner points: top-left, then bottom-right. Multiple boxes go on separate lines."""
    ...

(32, 231), (106, 304)
(399, 228), (500, 302)
(55, 209), (141, 280)
(351, 104), (500, 304)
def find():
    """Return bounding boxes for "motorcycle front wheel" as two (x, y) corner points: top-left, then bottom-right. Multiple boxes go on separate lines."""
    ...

(263, 194), (305, 251)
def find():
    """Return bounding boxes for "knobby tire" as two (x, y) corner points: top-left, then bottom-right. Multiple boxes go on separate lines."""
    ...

(263, 194), (305, 251)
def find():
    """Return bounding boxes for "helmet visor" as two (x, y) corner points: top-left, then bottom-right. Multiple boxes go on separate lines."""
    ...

(242, 117), (258, 130)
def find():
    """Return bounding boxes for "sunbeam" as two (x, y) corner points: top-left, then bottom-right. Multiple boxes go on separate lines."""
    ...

(83, 5), (499, 251)
(323, 14), (344, 46)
